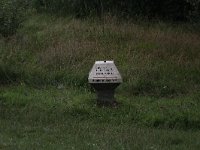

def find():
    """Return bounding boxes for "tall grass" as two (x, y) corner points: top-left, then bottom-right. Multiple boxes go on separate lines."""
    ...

(0, 14), (200, 97)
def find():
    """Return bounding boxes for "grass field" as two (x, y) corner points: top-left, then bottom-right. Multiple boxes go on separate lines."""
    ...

(1, 14), (200, 97)
(0, 85), (200, 149)
(0, 13), (200, 149)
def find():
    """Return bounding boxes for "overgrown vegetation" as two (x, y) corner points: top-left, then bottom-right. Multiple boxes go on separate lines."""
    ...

(0, 1), (200, 149)
(33, 0), (200, 21)
(0, 0), (29, 37)
(1, 0), (200, 37)
(1, 14), (200, 98)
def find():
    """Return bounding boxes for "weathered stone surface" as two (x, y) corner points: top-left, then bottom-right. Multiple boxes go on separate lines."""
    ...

(88, 61), (122, 106)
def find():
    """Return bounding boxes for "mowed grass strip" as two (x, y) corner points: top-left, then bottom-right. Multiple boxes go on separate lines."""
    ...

(0, 85), (200, 149)
(1, 119), (200, 150)
(1, 85), (200, 129)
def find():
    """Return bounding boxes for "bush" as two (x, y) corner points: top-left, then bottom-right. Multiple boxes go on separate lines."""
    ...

(33, 0), (200, 22)
(0, 0), (28, 37)
(187, 0), (200, 22)
(32, 0), (102, 17)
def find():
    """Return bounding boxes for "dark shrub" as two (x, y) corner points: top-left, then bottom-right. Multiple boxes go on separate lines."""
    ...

(0, 0), (28, 37)
(33, 0), (200, 22)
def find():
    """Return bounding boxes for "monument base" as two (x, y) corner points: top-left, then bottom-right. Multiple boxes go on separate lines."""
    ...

(90, 83), (120, 107)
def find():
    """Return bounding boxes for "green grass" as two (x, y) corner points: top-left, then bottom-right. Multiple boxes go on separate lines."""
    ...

(1, 13), (200, 97)
(1, 85), (200, 129)
(1, 120), (200, 150)
(0, 85), (200, 149)
(0, 13), (200, 149)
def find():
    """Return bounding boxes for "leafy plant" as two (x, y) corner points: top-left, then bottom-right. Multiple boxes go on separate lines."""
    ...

(0, 0), (28, 37)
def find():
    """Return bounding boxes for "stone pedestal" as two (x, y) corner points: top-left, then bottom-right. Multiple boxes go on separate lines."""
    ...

(91, 83), (120, 106)
(88, 61), (122, 107)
